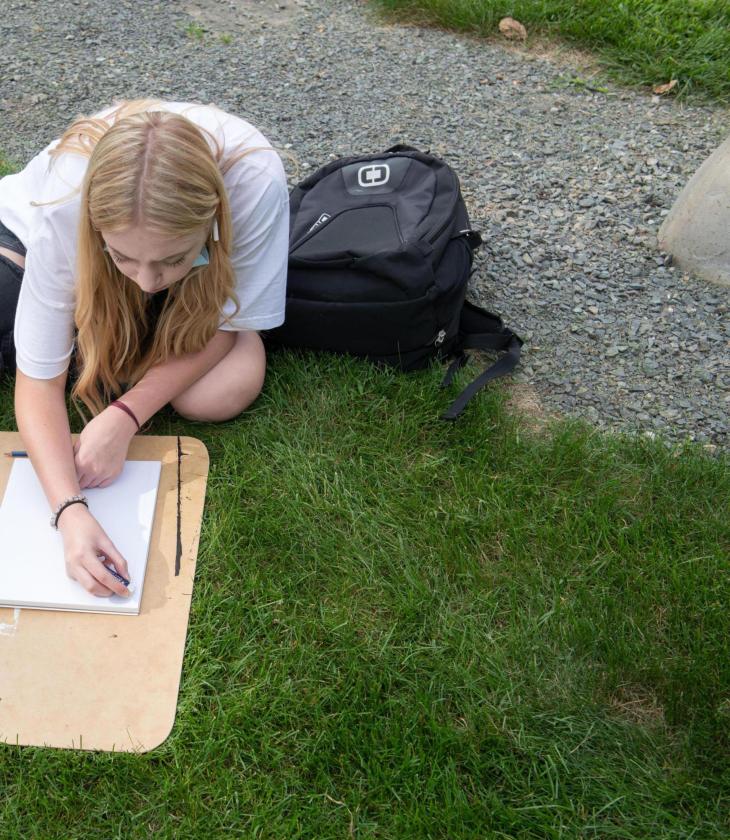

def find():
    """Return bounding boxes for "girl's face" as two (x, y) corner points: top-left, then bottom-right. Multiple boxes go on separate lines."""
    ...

(101, 224), (209, 294)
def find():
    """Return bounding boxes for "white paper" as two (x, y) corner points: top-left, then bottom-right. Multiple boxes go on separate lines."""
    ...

(0, 459), (161, 615)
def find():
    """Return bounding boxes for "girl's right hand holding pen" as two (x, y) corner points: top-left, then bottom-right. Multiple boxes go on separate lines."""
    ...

(57, 503), (132, 597)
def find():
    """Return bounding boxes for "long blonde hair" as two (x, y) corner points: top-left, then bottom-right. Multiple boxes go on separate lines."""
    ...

(46, 99), (264, 416)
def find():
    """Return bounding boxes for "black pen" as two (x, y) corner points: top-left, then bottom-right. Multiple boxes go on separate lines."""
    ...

(97, 555), (134, 592)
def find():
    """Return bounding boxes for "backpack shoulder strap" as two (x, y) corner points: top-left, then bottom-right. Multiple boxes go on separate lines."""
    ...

(441, 301), (523, 420)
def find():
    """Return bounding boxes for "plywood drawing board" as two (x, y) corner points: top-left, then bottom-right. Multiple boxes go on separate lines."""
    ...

(0, 433), (209, 752)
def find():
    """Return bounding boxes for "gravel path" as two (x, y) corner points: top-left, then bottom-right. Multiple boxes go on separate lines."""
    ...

(1, 0), (728, 446)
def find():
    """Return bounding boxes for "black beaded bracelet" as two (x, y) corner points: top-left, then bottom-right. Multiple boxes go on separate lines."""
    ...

(51, 495), (88, 529)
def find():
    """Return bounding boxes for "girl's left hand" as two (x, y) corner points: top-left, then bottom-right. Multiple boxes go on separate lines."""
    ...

(74, 406), (138, 489)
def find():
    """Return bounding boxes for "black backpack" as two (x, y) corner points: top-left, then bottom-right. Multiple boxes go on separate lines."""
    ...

(265, 145), (523, 419)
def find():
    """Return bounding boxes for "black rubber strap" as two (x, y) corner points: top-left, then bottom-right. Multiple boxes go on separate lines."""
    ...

(441, 335), (522, 420)
(440, 352), (469, 389)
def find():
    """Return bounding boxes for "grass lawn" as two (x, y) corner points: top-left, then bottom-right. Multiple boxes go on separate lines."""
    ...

(0, 139), (728, 836)
(0, 349), (728, 838)
(370, 0), (730, 103)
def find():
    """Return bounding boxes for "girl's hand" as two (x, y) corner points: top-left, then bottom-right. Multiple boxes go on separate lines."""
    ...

(58, 504), (132, 597)
(74, 404), (137, 489)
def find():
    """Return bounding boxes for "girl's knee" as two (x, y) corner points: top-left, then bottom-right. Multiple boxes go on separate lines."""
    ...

(217, 365), (265, 420)
(179, 393), (259, 423)
(172, 377), (262, 422)
(171, 331), (266, 422)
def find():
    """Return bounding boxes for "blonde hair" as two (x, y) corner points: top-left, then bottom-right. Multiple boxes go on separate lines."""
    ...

(45, 99), (268, 417)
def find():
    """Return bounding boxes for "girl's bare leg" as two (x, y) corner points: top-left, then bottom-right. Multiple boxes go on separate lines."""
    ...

(0, 246), (25, 269)
(170, 330), (266, 422)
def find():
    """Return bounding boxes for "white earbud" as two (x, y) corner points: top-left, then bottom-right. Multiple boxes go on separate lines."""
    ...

(212, 219), (220, 242)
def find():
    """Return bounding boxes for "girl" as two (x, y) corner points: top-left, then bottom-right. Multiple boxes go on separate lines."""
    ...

(0, 99), (289, 598)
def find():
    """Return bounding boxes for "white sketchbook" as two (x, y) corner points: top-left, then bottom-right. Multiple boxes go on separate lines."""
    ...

(0, 459), (162, 615)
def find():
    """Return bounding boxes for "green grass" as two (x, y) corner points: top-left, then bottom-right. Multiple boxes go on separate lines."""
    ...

(184, 21), (206, 41)
(1, 350), (728, 838)
(0, 157), (15, 178)
(370, 0), (730, 103)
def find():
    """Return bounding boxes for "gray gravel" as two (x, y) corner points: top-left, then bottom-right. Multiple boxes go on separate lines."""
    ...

(1, 0), (728, 447)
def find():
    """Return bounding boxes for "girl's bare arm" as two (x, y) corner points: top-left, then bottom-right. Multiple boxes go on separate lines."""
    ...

(119, 329), (236, 425)
(71, 329), (237, 489)
(14, 370), (131, 596)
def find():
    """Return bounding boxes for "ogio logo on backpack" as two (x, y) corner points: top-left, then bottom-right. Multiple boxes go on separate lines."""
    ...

(358, 164), (390, 188)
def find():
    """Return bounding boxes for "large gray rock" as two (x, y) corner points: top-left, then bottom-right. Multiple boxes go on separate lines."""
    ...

(658, 136), (730, 288)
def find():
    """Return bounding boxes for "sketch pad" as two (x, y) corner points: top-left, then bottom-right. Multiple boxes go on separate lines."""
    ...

(0, 433), (209, 752)
(0, 459), (161, 614)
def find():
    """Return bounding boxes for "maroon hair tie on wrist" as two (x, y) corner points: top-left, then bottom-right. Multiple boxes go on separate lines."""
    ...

(110, 399), (141, 431)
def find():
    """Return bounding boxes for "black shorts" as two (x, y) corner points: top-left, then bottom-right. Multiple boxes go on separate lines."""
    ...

(0, 219), (24, 373)
(0, 218), (27, 257)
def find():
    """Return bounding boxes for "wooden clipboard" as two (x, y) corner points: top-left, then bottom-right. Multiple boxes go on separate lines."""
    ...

(0, 433), (209, 752)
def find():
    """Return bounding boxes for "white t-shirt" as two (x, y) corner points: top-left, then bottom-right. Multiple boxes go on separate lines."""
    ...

(0, 101), (289, 379)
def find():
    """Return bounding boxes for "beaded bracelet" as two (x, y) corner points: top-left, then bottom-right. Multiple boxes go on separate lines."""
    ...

(110, 399), (141, 431)
(51, 495), (88, 529)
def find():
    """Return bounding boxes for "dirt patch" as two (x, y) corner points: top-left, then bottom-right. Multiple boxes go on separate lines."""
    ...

(502, 381), (557, 433)
(500, 34), (605, 81)
(373, 6), (610, 90)
(183, 0), (301, 34)
(609, 683), (666, 728)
